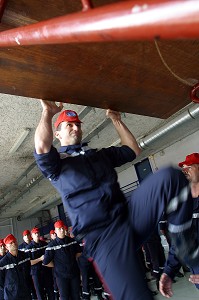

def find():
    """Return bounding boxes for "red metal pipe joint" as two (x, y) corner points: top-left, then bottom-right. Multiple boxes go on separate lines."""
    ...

(190, 83), (199, 104)
(81, 0), (93, 11)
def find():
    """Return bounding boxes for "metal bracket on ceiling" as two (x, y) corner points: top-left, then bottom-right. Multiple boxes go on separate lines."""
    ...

(190, 83), (199, 104)
(81, 0), (93, 11)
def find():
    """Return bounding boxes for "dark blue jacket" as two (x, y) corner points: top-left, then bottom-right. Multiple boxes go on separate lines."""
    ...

(26, 240), (48, 275)
(0, 255), (5, 300)
(18, 241), (29, 251)
(34, 144), (136, 236)
(0, 251), (31, 300)
(43, 235), (81, 279)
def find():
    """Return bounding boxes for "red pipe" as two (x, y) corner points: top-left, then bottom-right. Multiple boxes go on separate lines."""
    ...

(81, 0), (93, 11)
(0, 0), (198, 47)
(190, 83), (199, 104)
(0, 0), (7, 21)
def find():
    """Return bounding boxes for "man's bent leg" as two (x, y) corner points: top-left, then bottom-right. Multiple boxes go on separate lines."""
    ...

(89, 219), (154, 300)
(129, 166), (198, 267)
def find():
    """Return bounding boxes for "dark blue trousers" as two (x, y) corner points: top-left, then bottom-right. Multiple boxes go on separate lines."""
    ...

(32, 269), (54, 300)
(86, 167), (194, 300)
(56, 276), (80, 300)
(79, 255), (103, 299)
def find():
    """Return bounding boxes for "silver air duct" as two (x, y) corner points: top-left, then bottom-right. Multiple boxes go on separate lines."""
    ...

(139, 103), (199, 150)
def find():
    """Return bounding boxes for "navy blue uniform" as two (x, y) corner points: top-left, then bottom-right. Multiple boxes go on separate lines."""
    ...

(26, 240), (54, 300)
(164, 196), (199, 288)
(0, 251), (31, 300)
(35, 145), (135, 237)
(34, 144), (197, 300)
(0, 255), (5, 300)
(18, 241), (37, 299)
(18, 241), (29, 252)
(143, 228), (166, 280)
(43, 235), (81, 300)
(78, 243), (103, 300)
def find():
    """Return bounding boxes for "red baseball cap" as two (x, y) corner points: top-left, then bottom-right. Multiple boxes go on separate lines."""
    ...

(4, 234), (17, 245)
(0, 239), (5, 246)
(31, 227), (40, 234)
(23, 229), (31, 236)
(54, 110), (82, 129)
(54, 220), (65, 228)
(178, 153), (199, 168)
(50, 230), (55, 235)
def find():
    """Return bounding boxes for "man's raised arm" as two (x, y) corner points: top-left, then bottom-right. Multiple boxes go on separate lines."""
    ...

(106, 109), (141, 156)
(35, 100), (63, 154)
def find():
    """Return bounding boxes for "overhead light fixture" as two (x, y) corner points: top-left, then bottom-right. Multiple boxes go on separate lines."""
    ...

(9, 128), (30, 154)
(29, 196), (41, 204)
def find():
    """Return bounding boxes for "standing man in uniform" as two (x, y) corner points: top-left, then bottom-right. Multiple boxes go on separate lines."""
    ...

(69, 227), (104, 300)
(43, 220), (82, 300)
(160, 153), (199, 297)
(26, 227), (55, 300)
(0, 234), (32, 300)
(34, 100), (199, 300)
(18, 229), (37, 300)
(49, 229), (59, 299)
(18, 229), (32, 250)
(0, 239), (6, 300)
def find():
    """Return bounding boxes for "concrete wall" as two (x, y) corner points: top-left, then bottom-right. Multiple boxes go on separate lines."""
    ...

(150, 130), (199, 170)
(50, 206), (59, 219)
(118, 130), (199, 186)
(14, 217), (39, 244)
(0, 210), (59, 243)
(0, 216), (39, 244)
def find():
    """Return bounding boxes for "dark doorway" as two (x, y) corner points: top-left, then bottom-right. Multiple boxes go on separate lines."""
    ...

(134, 158), (153, 183)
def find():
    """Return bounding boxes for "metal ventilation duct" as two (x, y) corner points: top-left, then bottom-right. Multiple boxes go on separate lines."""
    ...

(138, 103), (199, 150)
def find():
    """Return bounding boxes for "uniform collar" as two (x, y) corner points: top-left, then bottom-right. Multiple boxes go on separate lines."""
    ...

(7, 251), (18, 258)
(59, 142), (89, 155)
(56, 236), (66, 241)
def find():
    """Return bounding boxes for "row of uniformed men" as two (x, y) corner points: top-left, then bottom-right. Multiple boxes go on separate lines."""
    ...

(0, 220), (110, 300)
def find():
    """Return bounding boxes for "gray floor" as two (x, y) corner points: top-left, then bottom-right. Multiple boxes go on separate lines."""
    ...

(91, 274), (199, 299)
(148, 271), (199, 300)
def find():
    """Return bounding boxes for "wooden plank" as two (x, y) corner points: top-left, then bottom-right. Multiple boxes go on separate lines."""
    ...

(0, 40), (196, 118)
(0, 0), (197, 118)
